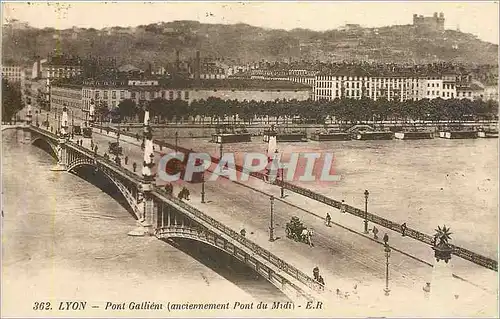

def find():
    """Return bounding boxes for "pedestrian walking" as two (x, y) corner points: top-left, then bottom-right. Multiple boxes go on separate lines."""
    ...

(325, 213), (331, 227)
(401, 222), (407, 236)
(340, 200), (346, 214)
(125, 156), (129, 165)
(372, 225), (379, 240)
(132, 162), (137, 172)
(313, 266), (320, 281)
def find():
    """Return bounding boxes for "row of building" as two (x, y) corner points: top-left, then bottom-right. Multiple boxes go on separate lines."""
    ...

(48, 77), (311, 120)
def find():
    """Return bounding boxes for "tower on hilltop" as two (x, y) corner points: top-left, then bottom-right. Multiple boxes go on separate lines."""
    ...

(413, 12), (445, 32)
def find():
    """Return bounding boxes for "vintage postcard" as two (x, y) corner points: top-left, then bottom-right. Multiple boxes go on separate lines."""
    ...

(1, 1), (498, 318)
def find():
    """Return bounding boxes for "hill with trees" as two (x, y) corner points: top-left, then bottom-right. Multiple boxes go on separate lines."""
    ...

(2, 20), (498, 68)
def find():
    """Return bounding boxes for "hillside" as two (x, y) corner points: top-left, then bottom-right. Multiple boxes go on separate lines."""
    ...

(2, 20), (498, 68)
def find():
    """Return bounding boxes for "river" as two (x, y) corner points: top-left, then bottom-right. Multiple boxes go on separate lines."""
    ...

(1, 129), (286, 317)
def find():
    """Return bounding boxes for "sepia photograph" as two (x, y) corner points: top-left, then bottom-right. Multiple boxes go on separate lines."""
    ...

(1, 1), (498, 317)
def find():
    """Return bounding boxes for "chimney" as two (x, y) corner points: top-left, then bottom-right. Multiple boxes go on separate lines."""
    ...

(176, 50), (180, 72)
(195, 50), (201, 83)
(37, 59), (41, 79)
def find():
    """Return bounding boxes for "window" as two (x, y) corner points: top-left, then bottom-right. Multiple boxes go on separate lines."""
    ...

(161, 91), (165, 98)
(468, 92), (472, 97)
(140, 91), (145, 99)
(184, 91), (189, 100)
(95, 91), (100, 99)
(169, 91), (174, 100)
(177, 91), (181, 99)
(104, 91), (108, 99)
(112, 91), (116, 99)
(149, 91), (154, 99)
(112, 101), (116, 108)
(120, 91), (125, 99)
(131, 92), (136, 99)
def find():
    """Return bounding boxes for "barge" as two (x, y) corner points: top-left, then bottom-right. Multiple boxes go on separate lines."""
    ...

(394, 131), (434, 140)
(211, 133), (252, 143)
(355, 131), (394, 140)
(439, 131), (478, 139)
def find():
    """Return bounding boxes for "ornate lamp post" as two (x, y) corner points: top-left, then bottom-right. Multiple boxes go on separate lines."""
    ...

(35, 110), (39, 127)
(219, 137), (223, 160)
(201, 169), (206, 203)
(45, 113), (49, 129)
(269, 195), (275, 242)
(383, 233), (391, 296)
(364, 189), (369, 234)
(175, 131), (179, 152)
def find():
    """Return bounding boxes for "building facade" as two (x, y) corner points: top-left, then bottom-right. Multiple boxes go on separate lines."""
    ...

(314, 73), (469, 102)
(2, 65), (24, 82)
(50, 84), (84, 123)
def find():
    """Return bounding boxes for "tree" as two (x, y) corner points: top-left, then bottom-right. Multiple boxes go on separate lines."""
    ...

(118, 99), (137, 121)
(2, 79), (23, 122)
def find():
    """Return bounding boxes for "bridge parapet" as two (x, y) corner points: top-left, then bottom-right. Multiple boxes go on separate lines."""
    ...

(152, 188), (325, 300)
(156, 225), (314, 302)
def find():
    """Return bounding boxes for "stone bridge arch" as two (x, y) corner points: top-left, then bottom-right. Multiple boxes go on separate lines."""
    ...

(30, 136), (59, 160)
(156, 225), (309, 302)
(154, 199), (320, 303)
(66, 160), (142, 221)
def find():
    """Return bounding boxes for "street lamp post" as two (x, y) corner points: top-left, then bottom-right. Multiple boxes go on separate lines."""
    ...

(269, 195), (275, 242)
(46, 113), (49, 129)
(35, 110), (39, 127)
(201, 171), (206, 203)
(364, 189), (369, 234)
(175, 131), (178, 152)
(383, 234), (391, 296)
(219, 140), (223, 159)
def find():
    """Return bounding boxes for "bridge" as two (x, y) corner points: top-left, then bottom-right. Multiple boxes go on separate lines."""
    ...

(16, 121), (324, 304)
(6, 105), (498, 316)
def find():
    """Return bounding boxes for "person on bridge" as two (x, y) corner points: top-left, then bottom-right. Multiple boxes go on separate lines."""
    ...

(340, 200), (346, 214)
(132, 162), (137, 172)
(313, 266), (320, 281)
(124, 156), (129, 165)
(372, 225), (379, 240)
(401, 222), (407, 236)
(318, 276), (325, 289)
(325, 213), (332, 227)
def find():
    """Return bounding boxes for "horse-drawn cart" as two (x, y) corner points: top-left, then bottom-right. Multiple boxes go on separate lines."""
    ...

(285, 216), (313, 246)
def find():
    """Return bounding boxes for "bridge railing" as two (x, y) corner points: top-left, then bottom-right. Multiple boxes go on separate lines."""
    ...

(96, 125), (498, 272)
(66, 140), (143, 184)
(152, 187), (325, 294)
(30, 125), (59, 139)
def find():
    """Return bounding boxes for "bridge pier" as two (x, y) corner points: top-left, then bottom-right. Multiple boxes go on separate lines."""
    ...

(50, 138), (68, 171)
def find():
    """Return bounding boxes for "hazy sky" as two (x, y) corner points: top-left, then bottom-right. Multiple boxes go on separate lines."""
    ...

(3, 1), (499, 44)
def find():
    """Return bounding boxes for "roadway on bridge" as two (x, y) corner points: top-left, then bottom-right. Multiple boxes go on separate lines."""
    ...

(28, 109), (497, 316)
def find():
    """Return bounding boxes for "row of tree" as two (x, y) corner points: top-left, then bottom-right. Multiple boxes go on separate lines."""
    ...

(110, 97), (498, 125)
(2, 79), (23, 122)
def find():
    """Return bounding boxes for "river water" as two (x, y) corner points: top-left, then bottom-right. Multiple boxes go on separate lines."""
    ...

(1, 129), (286, 317)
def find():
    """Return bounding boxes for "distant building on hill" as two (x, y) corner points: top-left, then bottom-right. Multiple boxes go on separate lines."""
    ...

(413, 12), (445, 32)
